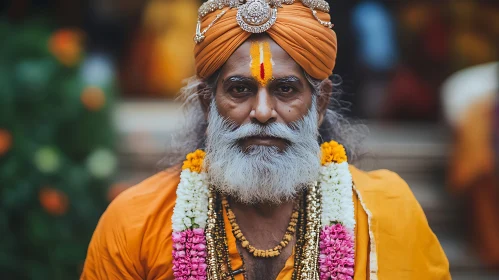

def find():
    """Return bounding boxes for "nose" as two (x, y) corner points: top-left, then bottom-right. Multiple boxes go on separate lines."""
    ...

(250, 88), (277, 125)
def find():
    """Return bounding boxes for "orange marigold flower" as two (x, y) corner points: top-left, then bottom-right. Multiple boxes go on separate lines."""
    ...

(81, 86), (106, 111)
(320, 140), (347, 165)
(48, 29), (84, 67)
(182, 150), (206, 173)
(0, 129), (12, 156)
(39, 187), (69, 216)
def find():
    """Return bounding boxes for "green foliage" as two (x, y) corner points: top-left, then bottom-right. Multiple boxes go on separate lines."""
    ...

(0, 19), (116, 279)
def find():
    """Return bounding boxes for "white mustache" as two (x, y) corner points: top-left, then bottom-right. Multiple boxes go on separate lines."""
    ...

(222, 122), (301, 145)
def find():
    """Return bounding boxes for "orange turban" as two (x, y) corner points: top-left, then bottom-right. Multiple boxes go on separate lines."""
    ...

(194, 2), (337, 80)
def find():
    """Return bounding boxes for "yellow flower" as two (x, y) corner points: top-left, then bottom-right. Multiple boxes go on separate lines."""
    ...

(182, 150), (206, 173)
(320, 141), (347, 165)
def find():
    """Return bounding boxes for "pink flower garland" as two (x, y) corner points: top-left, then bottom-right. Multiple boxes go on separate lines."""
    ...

(319, 223), (355, 280)
(172, 228), (208, 279)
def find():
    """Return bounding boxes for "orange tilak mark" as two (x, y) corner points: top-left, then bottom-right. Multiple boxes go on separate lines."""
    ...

(250, 42), (273, 86)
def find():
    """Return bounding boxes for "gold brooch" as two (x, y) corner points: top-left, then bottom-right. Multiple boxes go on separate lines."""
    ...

(195, 0), (333, 44)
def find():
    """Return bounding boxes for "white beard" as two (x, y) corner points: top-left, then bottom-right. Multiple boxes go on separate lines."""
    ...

(204, 100), (321, 204)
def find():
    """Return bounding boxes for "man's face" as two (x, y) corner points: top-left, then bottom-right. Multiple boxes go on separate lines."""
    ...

(213, 36), (314, 152)
(202, 35), (326, 204)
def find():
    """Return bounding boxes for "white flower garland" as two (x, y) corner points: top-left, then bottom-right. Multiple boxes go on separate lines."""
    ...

(171, 169), (209, 232)
(319, 161), (356, 233)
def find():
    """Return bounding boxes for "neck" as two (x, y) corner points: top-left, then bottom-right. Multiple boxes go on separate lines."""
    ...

(226, 194), (300, 279)
(228, 195), (297, 245)
(229, 197), (296, 220)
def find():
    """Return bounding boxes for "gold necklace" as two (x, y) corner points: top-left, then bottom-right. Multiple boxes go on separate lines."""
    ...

(205, 185), (320, 279)
(294, 182), (321, 279)
(222, 195), (299, 258)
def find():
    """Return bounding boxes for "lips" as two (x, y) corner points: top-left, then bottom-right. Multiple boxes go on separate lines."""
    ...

(246, 136), (280, 141)
(245, 135), (282, 141)
(239, 135), (290, 148)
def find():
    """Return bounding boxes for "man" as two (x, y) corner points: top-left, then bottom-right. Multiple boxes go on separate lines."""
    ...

(82, 1), (450, 279)
(444, 62), (499, 267)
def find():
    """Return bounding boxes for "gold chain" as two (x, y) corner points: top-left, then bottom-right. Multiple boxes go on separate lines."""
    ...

(222, 195), (299, 258)
(294, 182), (321, 279)
(205, 186), (220, 279)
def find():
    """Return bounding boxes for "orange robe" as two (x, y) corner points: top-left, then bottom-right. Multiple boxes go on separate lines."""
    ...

(81, 166), (450, 279)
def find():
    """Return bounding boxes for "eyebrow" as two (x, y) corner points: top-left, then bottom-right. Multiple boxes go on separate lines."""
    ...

(223, 75), (255, 84)
(268, 75), (305, 89)
(271, 75), (301, 84)
(222, 75), (303, 86)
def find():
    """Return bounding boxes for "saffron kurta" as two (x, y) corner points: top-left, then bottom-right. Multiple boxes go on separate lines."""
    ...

(81, 166), (450, 279)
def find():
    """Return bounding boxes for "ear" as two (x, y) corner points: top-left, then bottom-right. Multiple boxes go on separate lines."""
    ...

(317, 78), (333, 125)
(198, 82), (212, 120)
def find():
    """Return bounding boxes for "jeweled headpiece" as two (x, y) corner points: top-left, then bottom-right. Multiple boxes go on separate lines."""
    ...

(195, 0), (333, 43)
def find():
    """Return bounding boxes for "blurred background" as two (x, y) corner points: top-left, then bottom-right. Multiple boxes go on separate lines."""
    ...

(0, 0), (498, 279)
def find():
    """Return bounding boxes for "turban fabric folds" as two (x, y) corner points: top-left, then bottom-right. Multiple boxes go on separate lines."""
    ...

(194, 2), (338, 80)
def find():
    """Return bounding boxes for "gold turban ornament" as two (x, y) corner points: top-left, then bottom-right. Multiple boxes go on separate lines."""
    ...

(194, 0), (338, 80)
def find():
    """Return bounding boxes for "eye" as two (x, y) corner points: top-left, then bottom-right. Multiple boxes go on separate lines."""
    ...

(279, 85), (293, 93)
(234, 85), (250, 93)
(229, 85), (252, 95)
(275, 84), (297, 96)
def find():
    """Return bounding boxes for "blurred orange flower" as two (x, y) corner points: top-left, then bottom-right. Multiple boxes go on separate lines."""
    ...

(0, 129), (12, 156)
(39, 187), (69, 216)
(48, 29), (84, 67)
(81, 86), (106, 111)
(454, 32), (496, 65)
(401, 3), (432, 33)
(107, 183), (130, 202)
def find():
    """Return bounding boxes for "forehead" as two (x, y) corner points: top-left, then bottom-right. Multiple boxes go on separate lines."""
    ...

(219, 35), (303, 79)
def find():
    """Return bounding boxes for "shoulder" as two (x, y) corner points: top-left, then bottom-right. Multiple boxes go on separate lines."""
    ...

(97, 170), (180, 263)
(82, 169), (181, 278)
(109, 168), (181, 221)
(103, 168), (181, 246)
(349, 165), (427, 240)
(349, 165), (416, 206)
(349, 165), (450, 278)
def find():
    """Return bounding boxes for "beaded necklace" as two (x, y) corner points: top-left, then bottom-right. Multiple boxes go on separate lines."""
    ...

(222, 195), (300, 258)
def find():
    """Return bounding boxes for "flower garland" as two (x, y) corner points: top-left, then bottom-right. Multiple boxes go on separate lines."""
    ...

(171, 141), (356, 279)
(171, 150), (209, 279)
(318, 142), (355, 280)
